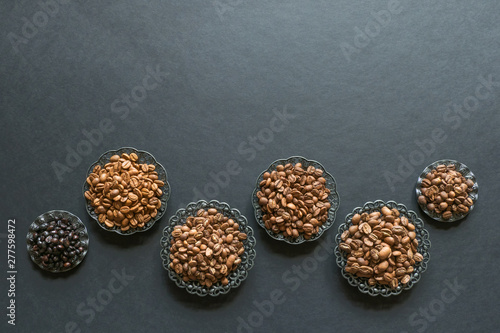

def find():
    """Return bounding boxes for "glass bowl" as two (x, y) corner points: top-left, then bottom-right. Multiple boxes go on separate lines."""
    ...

(251, 156), (340, 244)
(416, 159), (478, 222)
(160, 200), (256, 296)
(334, 200), (431, 296)
(83, 147), (171, 235)
(26, 210), (89, 273)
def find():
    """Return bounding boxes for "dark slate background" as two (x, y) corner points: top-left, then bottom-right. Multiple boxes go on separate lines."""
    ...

(1, 1), (499, 332)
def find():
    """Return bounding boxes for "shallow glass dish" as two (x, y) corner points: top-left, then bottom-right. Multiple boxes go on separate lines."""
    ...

(160, 200), (256, 297)
(26, 210), (89, 273)
(334, 200), (431, 297)
(251, 156), (340, 244)
(83, 147), (171, 235)
(415, 159), (478, 222)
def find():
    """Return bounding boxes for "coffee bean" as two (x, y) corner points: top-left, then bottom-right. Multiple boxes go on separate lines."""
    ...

(419, 163), (475, 219)
(29, 217), (86, 271)
(418, 196), (427, 205)
(85, 151), (165, 232)
(169, 209), (246, 287)
(257, 162), (332, 239)
(360, 223), (372, 235)
(401, 274), (411, 285)
(340, 206), (421, 289)
(442, 211), (453, 220)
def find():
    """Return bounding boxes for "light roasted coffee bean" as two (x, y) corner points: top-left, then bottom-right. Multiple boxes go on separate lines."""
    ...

(84, 152), (164, 232)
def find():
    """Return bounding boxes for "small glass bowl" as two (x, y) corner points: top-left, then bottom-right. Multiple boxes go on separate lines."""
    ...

(83, 147), (171, 235)
(416, 159), (478, 222)
(26, 210), (89, 273)
(334, 200), (431, 297)
(251, 156), (340, 244)
(160, 200), (257, 297)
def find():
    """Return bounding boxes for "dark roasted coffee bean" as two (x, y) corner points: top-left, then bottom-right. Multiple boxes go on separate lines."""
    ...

(29, 216), (87, 272)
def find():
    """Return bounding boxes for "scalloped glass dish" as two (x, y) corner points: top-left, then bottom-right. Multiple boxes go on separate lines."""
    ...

(26, 210), (89, 273)
(251, 156), (340, 244)
(160, 200), (256, 297)
(82, 147), (171, 235)
(416, 159), (478, 222)
(334, 200), (431, 297)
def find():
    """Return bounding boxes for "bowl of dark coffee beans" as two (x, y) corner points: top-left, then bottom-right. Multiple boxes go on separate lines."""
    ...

(26, 210), (89, 273)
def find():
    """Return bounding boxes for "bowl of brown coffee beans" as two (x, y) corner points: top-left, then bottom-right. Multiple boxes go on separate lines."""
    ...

(416, 160), (478, 222)
(160, 200), (256, 296)
(335, 200), (430, 296)
(27, 210), (89, 273)
(252, 156), (340, 244)
(83, 147), (170, 235)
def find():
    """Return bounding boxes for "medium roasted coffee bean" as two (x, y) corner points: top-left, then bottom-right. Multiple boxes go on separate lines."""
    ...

(413, 252), (424, 262)
(457, 204), (469, 213)
(257, 162), (332, 239)
(339, 243), (351, 252)
(401, 274), (411, 285)
(419, 163), (475, 219)
(379, 246), (391, 260)
(340, 206), (421, 290)
(169, 209), (246, 287)
(360, 223), (372, 235)
(390, 278), (398, 289)
(442, 211), (453, 220)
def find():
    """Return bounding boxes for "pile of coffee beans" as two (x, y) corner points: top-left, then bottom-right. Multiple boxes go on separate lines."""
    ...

(169, 208), (247, 287)
(28, 218), (86, 270)
(84, 152), (164, 232)
(418, 164), (474, 220)
(256, 163), (331, 239)
(339, 206), (423, 289)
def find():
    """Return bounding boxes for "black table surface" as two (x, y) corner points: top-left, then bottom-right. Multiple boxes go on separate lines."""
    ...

(1, 1), (499, 332)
